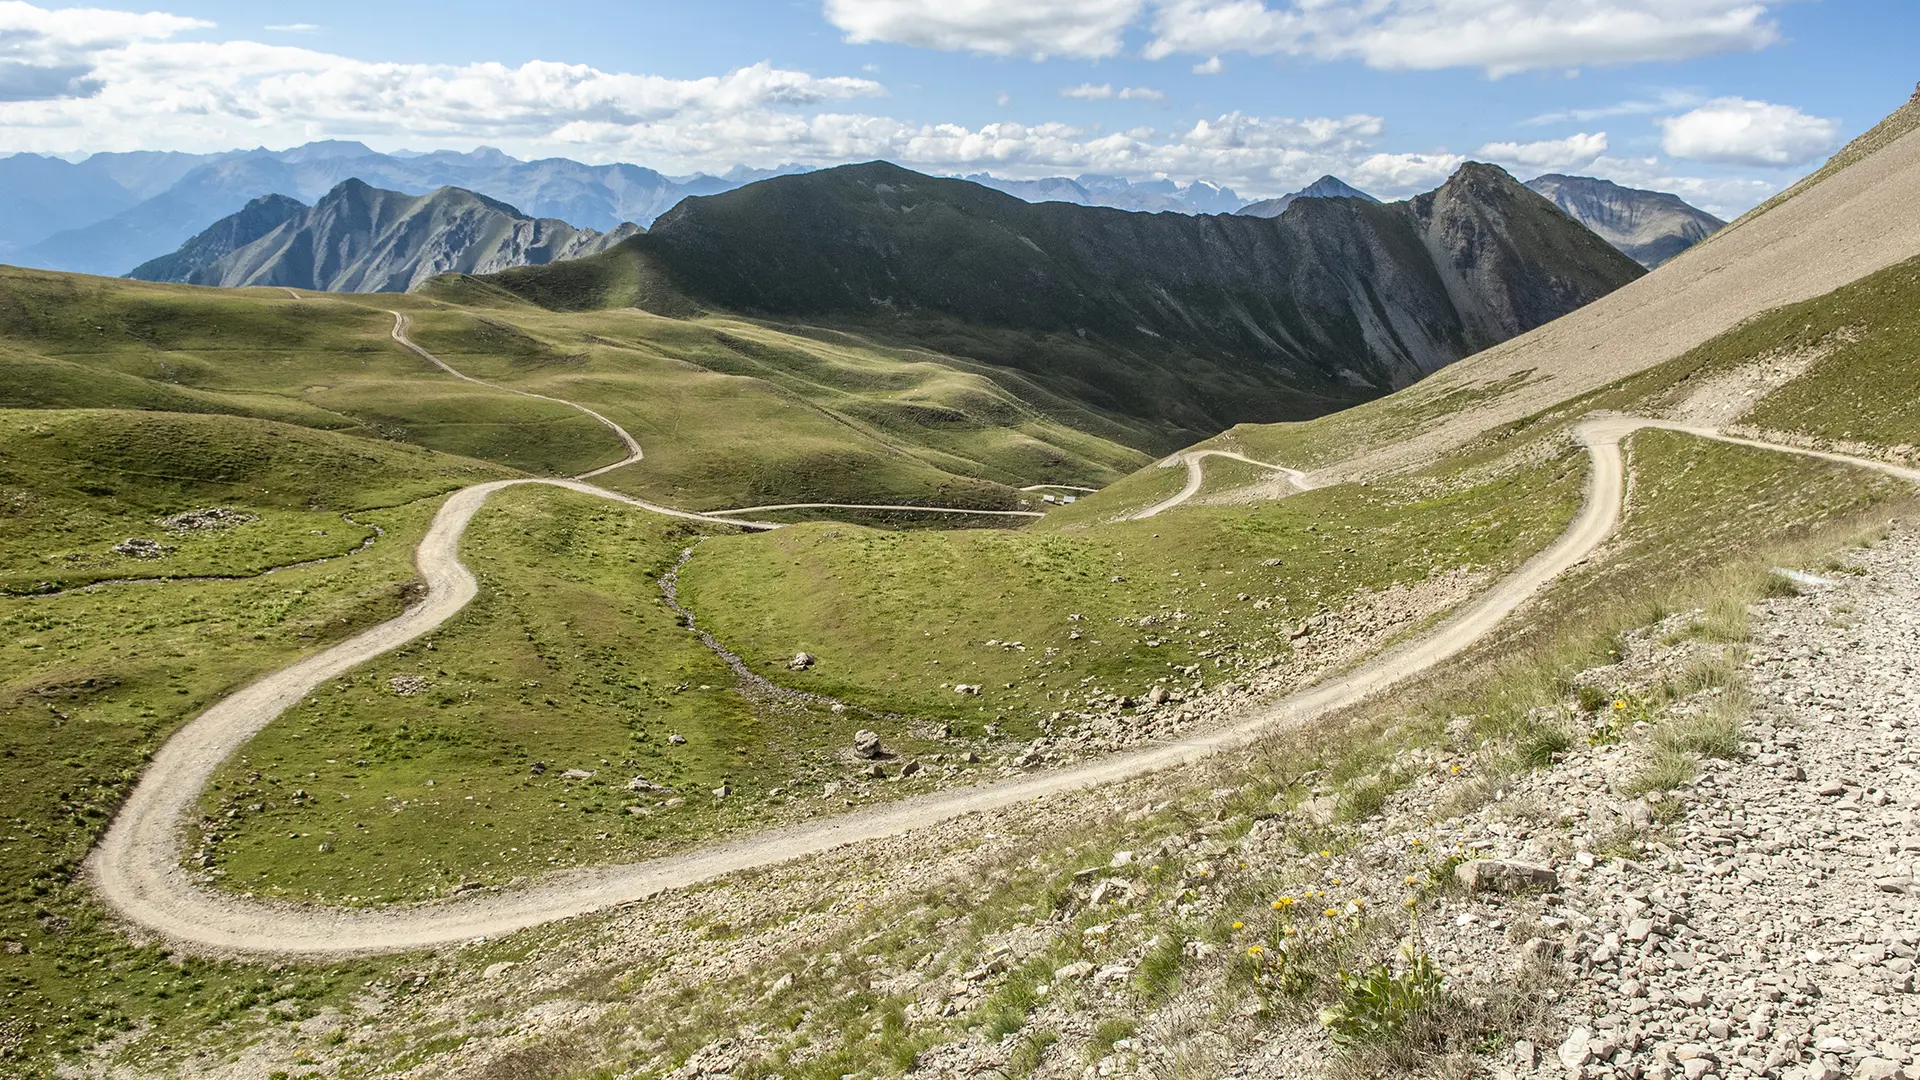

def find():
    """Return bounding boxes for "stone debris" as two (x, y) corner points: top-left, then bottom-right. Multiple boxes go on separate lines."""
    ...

(387, 675), (430, 696)
(158, 506), (259, 533)
(1456, 858), (1559, 894)
(111, 538), (175, 559)
(787, 652), (815, 671)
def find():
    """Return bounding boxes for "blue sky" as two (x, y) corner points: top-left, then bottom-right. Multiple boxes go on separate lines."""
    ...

(0, 0), (1913, 214)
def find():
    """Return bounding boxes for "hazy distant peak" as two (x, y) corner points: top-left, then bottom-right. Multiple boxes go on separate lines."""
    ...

(1524, 173), (1726, 268)
(1234, 174), (1377, 218)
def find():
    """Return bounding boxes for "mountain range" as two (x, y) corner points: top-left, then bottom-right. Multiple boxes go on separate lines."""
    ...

(472, 159), (1645, 444)
(125, 180), (639, 292)
(1523, 173), (1728, 268)
(963, 172), (1247, 214)
(0, 140), (1728, 279)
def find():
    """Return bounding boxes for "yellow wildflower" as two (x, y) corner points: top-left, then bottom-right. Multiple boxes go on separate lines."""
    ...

(1612, 699), (1627, 711)
(1323, 907), (1338, 918)
(1232, 921), (1244, 930)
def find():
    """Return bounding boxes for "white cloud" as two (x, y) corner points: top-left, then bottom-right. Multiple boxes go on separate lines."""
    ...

(1062, 83), (1165, 101)
(1522, 89), (1703, 126)
(0, 2), (886, 155)
(264, 23), (320, 32)
(1658, 97), (1840, 167)
(0, 0), (208, 101)
(1351, 151), (1467, 191)
(1145, 0), (1781, 77)
(823, 0), (1143, 60)
(1477, 131), (1608, 171)
(1192, 55), (1223, 74)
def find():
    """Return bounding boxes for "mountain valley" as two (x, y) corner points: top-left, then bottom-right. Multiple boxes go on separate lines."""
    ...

(0, 52), (1917, 1080)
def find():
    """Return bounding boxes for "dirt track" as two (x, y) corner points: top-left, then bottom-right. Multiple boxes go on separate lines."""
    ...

(85, 413), (1920, 956)
(1132, 449), (1315, 520)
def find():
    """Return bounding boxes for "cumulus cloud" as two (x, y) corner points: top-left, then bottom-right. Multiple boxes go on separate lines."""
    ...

(823, 0), (1143, 60)
(0, 2), (886, 156)
(0, 0), (208, 101)
(1658, 97), (1840, 167)
(1145, 0), (1781, 77)
(1192, 55), (1223, 74)
(1062, 83), (1165, 101)
(1477, 131), (1609, 171)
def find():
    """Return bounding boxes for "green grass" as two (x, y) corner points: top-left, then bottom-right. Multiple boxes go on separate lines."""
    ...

(199, 484), (905, 904)
(0, 409), (511, 594)
(0, 414), (475, 1072)
(0, 268), (1150, 511)
(678, 450), (1585, 734)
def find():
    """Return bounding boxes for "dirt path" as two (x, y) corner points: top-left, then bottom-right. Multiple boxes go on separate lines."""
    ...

(1132, 449), (1316, 520)
(390, 313), (643, 479)
(707, 503), (1043, 518)
(84, 411), (1920, 956)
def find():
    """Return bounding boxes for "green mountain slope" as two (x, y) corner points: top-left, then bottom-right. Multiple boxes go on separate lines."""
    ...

(470, 161), (1643, 446)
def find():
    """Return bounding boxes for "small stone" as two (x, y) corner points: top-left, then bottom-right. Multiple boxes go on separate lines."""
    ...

(667, 733), (687, 745)
(1559, 1027), (1594, 1070)
(853, 730), (885, 759)
(1676, 987), (1708, 1007)
(1859, 1060), (1902, 1080)
(787, 652), (816, 670)
(1054, 960), (1094, 981)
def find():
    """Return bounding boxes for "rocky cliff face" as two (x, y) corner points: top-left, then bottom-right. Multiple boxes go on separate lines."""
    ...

(1524, 174), (1726, 268)
(125, 194), (306, 284)
(127, 179), (639, 292)
(478, 161), (1643, 442)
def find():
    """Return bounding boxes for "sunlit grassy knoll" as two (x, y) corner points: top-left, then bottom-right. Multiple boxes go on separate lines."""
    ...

(393, 304), (1148, 509)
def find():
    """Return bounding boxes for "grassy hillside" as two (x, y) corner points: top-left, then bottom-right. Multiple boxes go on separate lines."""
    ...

(0, 409), (502, 1068)
(0, 268), (1147, 508)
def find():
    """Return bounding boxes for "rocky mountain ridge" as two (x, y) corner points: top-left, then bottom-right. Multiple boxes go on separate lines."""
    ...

(127, 179), (638, 293)
(475, 159), (1644, 445)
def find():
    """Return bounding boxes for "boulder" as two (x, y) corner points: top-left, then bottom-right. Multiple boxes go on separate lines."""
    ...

(1455, 859), (1559, 894)
(853, 730), (884, 758)
(788, 652), (816, 671)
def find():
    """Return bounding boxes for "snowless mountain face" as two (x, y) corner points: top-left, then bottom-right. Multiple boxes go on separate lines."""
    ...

(482, 160), (1646, 442)
(2, 143), (729, 277)
(1235, 175), (1382, 218)
(124, 179), (639, 293)
(1523, 174), (1727, 269)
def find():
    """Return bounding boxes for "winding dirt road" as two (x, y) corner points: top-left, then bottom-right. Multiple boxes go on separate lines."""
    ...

(708, 503), (1043, 519)
(84, 404), (1920, 956)
(1132, 449), (1317, 520)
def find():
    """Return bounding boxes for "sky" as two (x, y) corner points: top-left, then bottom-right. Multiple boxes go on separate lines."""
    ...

(0, 0), (1913, 216)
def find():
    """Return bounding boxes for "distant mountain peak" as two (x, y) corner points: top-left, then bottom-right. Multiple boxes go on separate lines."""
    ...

(1234, 174), (1377, 218)
(1524, 173), (1726, 268)
(127, 179), (638, 293)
